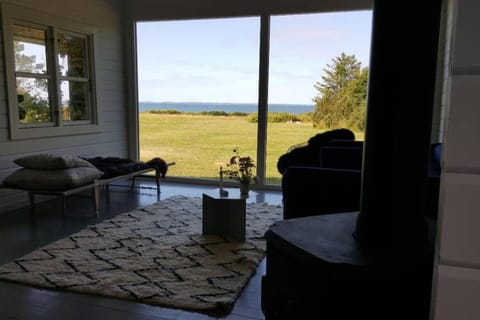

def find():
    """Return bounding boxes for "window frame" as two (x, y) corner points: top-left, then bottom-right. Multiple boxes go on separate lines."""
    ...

(2, 3), (99, 140)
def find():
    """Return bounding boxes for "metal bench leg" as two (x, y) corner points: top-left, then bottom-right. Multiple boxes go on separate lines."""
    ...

(28, 192), (35, 215)
(155, 168), (161, 196)
(62, 195), (68, 216)
(131, 177), (136, 190)
(93, 185), (100, 216)
(28, 192), (35, 206)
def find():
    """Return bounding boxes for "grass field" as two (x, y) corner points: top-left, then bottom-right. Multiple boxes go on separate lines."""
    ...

(139, 112), (363, 185)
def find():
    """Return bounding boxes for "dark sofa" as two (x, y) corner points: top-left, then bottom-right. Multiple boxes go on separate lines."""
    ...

(281, 140), (441, 220)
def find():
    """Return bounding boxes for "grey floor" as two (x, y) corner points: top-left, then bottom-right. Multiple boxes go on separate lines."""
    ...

(0, 179), (283, 320)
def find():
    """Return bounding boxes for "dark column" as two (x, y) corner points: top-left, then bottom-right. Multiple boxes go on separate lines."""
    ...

(355, 0), (442, 255)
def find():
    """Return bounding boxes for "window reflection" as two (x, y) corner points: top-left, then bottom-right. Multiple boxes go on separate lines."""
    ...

(58, 33), (87, 77)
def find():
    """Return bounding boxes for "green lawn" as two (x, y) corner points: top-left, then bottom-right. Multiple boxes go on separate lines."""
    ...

(139, 113), (363, 185)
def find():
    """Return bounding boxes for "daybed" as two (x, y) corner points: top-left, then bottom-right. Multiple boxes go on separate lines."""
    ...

(1, 154), (175, 215)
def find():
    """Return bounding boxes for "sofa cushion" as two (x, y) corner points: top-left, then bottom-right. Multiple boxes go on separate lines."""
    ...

(3, 167), (103, 190)
(277, 129), (357, 174)
(307, 129), (355, 148)
(319, 146), (363, 170)
(327, 139), (364, 148)
(14, 154), (95, 170)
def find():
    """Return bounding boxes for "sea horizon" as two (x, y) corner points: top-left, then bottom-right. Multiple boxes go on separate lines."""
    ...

(139, 101), (314, 115)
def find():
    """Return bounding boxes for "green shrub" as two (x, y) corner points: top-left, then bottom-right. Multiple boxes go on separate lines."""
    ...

(247, 113), (258, 123)
(200, 110), (229, 116)
(146, 110), (309, 123)
(248, 112), (311, 123)
(149, 109), (181, 114)
(298, 113), (313, 122)
(230, 112), (248, 117)
(269, 112), (301, 123)
(200, 111), (249, 116)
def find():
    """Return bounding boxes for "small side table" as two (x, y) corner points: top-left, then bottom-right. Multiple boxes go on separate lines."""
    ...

(202, 189), (247, 241)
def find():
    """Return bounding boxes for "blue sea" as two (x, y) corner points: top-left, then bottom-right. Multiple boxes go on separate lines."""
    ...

(139, 102), (314, 115)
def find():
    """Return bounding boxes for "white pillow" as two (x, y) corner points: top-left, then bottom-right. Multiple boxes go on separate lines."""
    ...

(3, 167), (103, 190)
(14, 154), (95, 169)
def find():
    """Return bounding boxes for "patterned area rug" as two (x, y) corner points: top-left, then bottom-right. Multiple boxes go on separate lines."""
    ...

(0, 195), (282, 316)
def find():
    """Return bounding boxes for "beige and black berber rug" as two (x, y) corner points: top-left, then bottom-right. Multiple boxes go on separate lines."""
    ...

(0, 195), (282, 316)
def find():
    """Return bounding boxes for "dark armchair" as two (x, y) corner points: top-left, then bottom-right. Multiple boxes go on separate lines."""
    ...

(280, 139), (441, 220)
(282, 166), (361, 219)
(281, 139), (363, 219)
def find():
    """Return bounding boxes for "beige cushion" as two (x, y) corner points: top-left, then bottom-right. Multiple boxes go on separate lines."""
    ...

(14, 154), (95, 170)
(3, 167), (103, 190)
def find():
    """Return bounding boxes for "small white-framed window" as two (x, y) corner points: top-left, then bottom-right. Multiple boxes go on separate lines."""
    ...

(2, 4), (98, 139)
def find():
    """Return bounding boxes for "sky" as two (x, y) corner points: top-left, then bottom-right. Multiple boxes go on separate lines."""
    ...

(136, 10), (372, 105)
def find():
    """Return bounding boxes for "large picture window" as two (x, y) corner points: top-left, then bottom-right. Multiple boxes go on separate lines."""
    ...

(2, 4), (97, 139)
(135, 11), (372, 187)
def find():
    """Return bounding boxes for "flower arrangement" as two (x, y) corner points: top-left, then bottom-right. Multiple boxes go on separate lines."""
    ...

(222, 148), (257, 185)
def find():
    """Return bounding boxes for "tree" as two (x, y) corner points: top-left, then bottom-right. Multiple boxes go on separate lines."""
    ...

(14, 42), (36, 72)
(312, 53), (368, 131)
(314, 52), (361, 97)
(20, 92), (51, 123)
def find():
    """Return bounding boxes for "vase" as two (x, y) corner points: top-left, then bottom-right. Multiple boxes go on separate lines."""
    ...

(240, 183), (250, 195)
